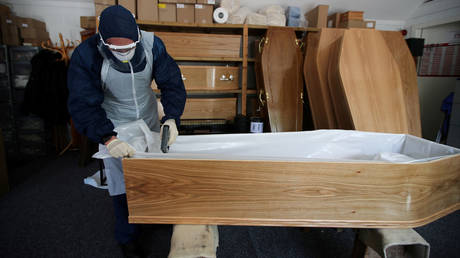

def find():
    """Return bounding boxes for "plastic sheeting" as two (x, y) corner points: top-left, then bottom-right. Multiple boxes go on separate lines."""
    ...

(245, 13), (267, 25)
(227, 6), (252, 24)
(218, 0), (240, 15)
(94, 120), (460, 163)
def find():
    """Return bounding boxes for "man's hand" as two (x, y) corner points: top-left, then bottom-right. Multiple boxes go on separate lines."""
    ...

(105, 137), (135, 158)
(160, 119), (178, 146)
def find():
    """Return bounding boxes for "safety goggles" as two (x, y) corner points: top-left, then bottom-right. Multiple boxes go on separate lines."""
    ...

(99, 28), (141, 51)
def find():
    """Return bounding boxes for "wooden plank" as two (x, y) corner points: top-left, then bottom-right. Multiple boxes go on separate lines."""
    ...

(179, 65), (239, 90)
(137, 20), (320, 32)
(261, 28), (303, 132)
(327, 33), (354, 129)
(304, 29), (342, 129)
(123, 154), (460, 228)
(380, 30), (422, 137)
(242, 24), (248, 115)
(155, 32), (241, 58)
(182, 98), (237, 120)
(173, 57), (243, 62)
(332, 29), (410, 133)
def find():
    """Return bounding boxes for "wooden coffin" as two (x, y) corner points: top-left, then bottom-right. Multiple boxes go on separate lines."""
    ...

(331, 29), (410, 134)
(179, 65), (239, 91)
(154, 32), (241, 58)
(122, 131), (460, 228)
(260, 28), (303, 132)
(182, 98), (236, 120)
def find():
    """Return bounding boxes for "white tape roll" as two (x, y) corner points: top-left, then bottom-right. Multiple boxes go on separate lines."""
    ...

(213, 7), (229, 24)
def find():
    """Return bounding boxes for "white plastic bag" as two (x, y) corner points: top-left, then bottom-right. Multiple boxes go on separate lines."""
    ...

(92, 119), (161, 159)
(245, 13), (267, 25)
(259, 5), (284, 15)
(219, 0), (240, 15)
(267, 13), (286, 26)
(228, 7), (252, 24)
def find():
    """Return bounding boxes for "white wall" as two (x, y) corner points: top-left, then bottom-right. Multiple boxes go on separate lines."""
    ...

(0, 0), (94, 43)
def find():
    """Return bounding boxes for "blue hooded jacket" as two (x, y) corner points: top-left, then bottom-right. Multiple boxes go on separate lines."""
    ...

(67, 6), (186, 144)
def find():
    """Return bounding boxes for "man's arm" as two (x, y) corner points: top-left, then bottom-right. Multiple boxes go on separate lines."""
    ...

(152, 36), (186, 126)
(67, 48), (117, 144)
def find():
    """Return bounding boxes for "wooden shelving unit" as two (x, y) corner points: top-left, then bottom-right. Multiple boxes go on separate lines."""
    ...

(137, 21), (317, 118)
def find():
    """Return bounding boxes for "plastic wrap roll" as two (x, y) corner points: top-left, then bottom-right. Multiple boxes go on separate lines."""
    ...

(213, 7), (229, 24)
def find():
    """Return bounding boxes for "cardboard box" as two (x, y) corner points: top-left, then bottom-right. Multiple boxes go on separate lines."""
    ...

(196, 0), (214, 4)
(178, 0), (196, 3)
(327, 13), (340, 28)
(158, 3), (176, 22)
(16, 17), (46, 30)
(340, 11), (364, 22)
(176, 4), (194, 23)
(1, 16), (21, 46)
(20, 27), (49, 39)
(159, 0), (178, 3)
(305, 5), (328, 28)
(95, 4), (111, 17)
(0, 4), (10, 16)
(118, 0), (137, 17)
(138, 0), (158, 21)
(94, 0), (117, 4)
(23, 38), (50, 46)
(80, 16), (96, 29)
(195, 4), (213, 24)
(339, 20), (365, 29)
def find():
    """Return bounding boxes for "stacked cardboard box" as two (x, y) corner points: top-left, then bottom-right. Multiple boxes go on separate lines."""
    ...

(80, 16), (96, 30)
(158, 2), (176, 22)
(194, 3), (213, 24)
(176, 3), (194, 23)
(138, 0), (158, 21)
(0, 5), (21, 46)
(95, 0), (117, 17)
(305, 5), (329, 28)
(16, 17), (50, 46)
(337, 11), (375, 29)
(119, 0), (137, 17)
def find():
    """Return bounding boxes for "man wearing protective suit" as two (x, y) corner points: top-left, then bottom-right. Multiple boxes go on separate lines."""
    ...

(67, 5), (186, 257)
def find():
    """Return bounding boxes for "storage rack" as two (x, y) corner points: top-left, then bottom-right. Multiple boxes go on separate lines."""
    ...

(136, 21), (318, 132)
(8, 46), (46, 160)
(0, 45), (17, 159)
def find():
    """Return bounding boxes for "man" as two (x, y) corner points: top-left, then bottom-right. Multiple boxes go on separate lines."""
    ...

(67, 5), (186, 257)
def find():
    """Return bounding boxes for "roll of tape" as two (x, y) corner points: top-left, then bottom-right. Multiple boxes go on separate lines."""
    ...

(213, 7), (229, 24)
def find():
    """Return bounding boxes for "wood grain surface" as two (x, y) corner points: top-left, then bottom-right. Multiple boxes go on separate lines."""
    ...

(304, 29), (347, 129)
(327, 31), (355, 129)
(179, 65), (239, 91)
(380, 30), (422, 137)
(123, 155), (460, 228)
(181, 98), (237, 120)
(335, 29), (410, 133)
(155, 32), (241, 58)
(261, 28), (303, 132)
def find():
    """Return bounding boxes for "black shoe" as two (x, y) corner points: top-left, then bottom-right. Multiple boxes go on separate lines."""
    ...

(119, 239), (145, 258)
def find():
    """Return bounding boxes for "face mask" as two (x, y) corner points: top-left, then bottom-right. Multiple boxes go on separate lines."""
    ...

(111, 48), (136, 63)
